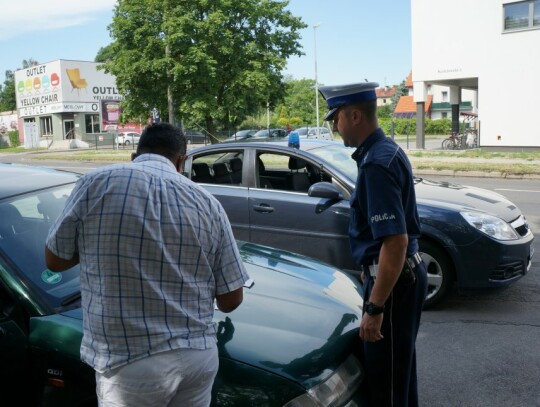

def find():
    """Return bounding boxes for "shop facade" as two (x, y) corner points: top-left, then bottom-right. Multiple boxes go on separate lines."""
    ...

(14, 59), (142, 148)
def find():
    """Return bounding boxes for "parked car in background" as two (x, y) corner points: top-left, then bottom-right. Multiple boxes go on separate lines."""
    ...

(184, 130), (208, 144)
(294, 126), (333, 140)
(222, 129), (258, 143)
(250, 128), (287, 141)
(186, 140), (534, 308)
(116, 132), (141, 146)
(0, 163), (368, 406)
(307, 127), (333, 140)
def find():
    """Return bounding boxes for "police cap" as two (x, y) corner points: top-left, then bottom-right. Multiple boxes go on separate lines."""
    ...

(319, 82), (379, 121)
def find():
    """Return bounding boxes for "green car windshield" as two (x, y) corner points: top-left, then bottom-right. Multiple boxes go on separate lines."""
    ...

(0, 184), (80, 311)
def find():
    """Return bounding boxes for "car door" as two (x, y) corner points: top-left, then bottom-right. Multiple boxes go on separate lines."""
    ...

(0, 262), (31, 397)
(248, 150), (356, 273)
(187, 150), (251, 241)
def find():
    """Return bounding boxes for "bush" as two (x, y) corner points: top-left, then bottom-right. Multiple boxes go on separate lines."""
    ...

(8, 130), (19, 147)
(425, 118), (451, 135)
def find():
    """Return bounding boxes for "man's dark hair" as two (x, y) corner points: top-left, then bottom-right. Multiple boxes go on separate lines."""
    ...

(349, 100), (378, 123)
(136, 123), (187, 160)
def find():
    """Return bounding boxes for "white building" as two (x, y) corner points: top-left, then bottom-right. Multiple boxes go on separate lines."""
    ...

(394, 71), (477, 121)
(411, 0), (540, 150)
(14, 60), (142, 148)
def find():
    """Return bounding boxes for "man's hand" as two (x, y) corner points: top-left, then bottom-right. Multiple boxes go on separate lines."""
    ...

(45, 246), (79, 272)
(359, 313), (384, 342)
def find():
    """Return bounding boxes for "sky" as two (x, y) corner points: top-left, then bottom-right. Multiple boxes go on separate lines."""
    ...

(0, 0), (411, 89)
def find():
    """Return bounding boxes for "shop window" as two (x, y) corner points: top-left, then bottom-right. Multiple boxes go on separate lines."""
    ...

(85, 114), (100, 133)
(39, 116), (53, 136)
(503, 1), (540, 31)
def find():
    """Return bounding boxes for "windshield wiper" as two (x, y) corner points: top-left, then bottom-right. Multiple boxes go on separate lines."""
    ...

(61, 291), (81, 306)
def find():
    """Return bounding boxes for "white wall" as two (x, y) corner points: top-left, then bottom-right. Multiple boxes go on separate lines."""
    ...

(411, 0), (540, 147)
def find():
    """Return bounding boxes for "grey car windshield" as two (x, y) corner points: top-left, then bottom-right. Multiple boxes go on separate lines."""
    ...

(307, 144), (358, 182)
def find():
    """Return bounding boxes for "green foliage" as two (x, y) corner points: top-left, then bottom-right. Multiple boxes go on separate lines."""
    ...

(377, 104), (393, 119)
(272, 78), (326, 127)
(391, 80), (408, 111)
(95, 44), (116, 63)
(0, 59), (40, 112)
(0, 70), (16, 111)
(380, 117), (452, 136)
(101, 0), (306, 137)
(8, 130), (19, 147)
(380, 118), (416, 135)
(425, 118), (451, 135)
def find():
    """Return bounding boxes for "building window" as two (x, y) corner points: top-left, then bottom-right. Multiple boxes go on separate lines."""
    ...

(85, 114), (100, 133)
(441, 91), (448, 102)
(442, 112), (448, 119)
(504, 1), (540, 31)
(39, 116), (53, 136)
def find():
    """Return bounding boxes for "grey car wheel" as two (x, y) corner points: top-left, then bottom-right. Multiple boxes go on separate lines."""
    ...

(124, 139), (131, 146)
(419, 239), (454, 308)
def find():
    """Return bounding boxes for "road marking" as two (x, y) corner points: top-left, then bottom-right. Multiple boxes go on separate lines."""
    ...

(495, 188), (540, 193)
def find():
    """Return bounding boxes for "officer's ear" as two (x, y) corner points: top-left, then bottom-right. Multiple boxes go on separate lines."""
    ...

(349, 107), (363, 125)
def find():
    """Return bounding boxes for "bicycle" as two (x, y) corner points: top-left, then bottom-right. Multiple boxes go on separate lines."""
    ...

(441, 132), (462, 150)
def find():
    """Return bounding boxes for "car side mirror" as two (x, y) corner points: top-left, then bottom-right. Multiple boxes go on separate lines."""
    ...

(308, 182), (343, 200)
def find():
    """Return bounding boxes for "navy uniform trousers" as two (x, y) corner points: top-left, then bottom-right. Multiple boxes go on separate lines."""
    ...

(362, 262), (428, 407)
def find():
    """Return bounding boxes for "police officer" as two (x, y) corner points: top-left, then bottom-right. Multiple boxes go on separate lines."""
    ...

(319, 82), (428, 407)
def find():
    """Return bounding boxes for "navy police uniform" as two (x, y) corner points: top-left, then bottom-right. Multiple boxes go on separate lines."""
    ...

(320, 82), (428, 407)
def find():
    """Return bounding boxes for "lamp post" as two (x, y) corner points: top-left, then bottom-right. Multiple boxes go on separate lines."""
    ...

(313, 23), (321, 137)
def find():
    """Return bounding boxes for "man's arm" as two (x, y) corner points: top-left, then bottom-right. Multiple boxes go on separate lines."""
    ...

(216, 287), (243, 313)
(368, 233), (408, 306)
(359, 233), (408, 342)
(45, 246), (79, 272)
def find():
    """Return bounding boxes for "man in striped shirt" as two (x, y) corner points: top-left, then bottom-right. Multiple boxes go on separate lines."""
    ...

(45, 122), (249, 406)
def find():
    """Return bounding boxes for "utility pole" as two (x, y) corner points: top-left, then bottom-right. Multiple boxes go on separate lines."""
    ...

(166, 43), (175, 125)
(313, 23), (321, 136)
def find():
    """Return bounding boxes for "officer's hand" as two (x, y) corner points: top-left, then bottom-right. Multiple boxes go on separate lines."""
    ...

(360, 271), (365, 284)
(359, 314), (384, 342)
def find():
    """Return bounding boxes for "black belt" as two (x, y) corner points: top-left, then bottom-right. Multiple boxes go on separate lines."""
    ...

(361, 252), (423, 280)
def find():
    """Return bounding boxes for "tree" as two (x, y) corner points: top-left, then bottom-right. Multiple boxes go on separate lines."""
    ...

(0, 70), (15, 112)
(95, 44), (116, 63)
(0, 59), (39, 112)
(100, 0), (306, 139)
(391, 79), (408, 113)
(273, 78), (326, 127)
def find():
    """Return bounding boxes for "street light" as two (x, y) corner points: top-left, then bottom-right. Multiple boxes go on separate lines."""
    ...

(313, 23), (321, 137)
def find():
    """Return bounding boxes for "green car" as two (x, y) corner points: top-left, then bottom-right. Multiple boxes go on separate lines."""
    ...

(0, 163), (367, 406)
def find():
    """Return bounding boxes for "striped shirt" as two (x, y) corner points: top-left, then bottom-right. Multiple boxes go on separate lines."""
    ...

(46, 154), (249, 373)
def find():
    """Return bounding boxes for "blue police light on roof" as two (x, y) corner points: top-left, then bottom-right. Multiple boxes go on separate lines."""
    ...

(288, 131), (300, 149)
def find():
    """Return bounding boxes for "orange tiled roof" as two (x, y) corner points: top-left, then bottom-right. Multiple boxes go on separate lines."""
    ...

(393, 95), (432, 114)
(376, 87), (397, 98)
(405, 71), (413, 88)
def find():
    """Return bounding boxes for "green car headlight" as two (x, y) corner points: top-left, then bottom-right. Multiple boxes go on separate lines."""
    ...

(461, 211), (519, 241)
(283, 354), (363, 407)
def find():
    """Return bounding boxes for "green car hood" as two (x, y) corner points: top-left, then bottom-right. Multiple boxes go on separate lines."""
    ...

(30, 242), (363, 388)
(222, 242), (364, 387)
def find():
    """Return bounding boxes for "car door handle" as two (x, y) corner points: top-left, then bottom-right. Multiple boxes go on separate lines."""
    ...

(253, 204), (274, 213)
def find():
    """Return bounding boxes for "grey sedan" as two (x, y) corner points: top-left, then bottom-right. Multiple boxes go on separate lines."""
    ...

(186, 140), (534, 307)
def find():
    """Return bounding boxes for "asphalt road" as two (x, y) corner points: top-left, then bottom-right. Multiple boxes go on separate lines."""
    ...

(417, 176), (540, 407)
(1, 155), (538, 406)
